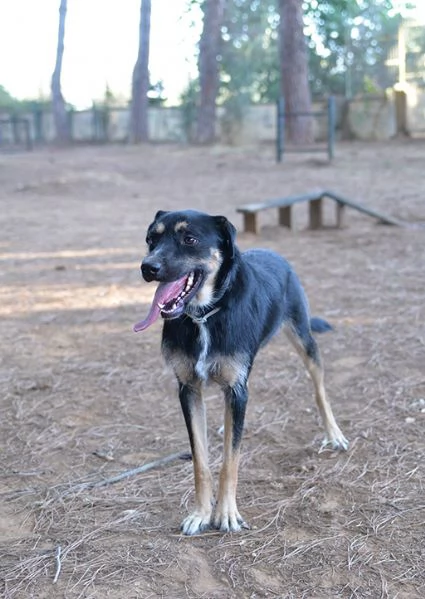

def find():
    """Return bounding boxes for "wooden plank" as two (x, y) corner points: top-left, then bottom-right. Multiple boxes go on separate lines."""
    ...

(322, 190), (405, 227)
(278, 205), (292, 228)
(236, 189), (417, 234)
(236, 190), (323, 215)
(309, 198), (323, 229)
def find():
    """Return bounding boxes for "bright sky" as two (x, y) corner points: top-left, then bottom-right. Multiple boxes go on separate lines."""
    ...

(0, 1), (424, 108)
(0, 0), (202, 108)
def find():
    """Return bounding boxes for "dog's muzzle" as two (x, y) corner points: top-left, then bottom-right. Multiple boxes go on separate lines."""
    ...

(141, 259), (162, 282)
(134, 269), (204, 332)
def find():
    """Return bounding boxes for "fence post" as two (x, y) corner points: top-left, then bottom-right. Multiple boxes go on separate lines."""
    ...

(11, 114), (19, 145)
(276, 97), (285, 163)
(67, 109), (74, 142)
(24, 119), (32, 150)
(32, 105), (43, 143)
(327, 96), (336, 161)
(91, 104), (95, 141)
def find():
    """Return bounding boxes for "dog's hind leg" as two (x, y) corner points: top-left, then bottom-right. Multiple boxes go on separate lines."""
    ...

(179, 381), (214, 535)
(285, 325), (349, 451)
(213, 381), (250, 532)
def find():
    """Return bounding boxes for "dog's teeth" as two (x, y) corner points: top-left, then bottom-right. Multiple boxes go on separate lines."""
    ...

(158, 302), (165, 309)
(185, 273), (194, 291)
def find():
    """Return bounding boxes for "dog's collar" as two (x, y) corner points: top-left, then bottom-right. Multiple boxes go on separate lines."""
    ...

(188, 306), (221, 325)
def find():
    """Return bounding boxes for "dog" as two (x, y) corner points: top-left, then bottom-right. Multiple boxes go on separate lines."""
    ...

(134, 209), (348, 535)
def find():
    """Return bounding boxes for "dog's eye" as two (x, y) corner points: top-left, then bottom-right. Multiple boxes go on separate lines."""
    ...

(146, 235), (157, 248)
(183, 235), (199, 246)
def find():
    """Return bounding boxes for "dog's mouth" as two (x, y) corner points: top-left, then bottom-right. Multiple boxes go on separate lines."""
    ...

(134, 270), (204, 332)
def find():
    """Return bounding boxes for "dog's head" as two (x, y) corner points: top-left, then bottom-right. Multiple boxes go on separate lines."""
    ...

(134, 210), (236, 331)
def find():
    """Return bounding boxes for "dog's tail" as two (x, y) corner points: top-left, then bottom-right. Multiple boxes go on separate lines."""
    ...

(310, 317), (333, 333)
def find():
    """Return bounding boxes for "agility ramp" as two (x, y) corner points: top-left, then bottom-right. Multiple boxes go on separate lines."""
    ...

(236, 189), (424, 234)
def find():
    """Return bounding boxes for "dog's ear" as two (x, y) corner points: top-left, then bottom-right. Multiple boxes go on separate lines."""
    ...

(154, 210), (168, 220)
(213, 215), (237, 259)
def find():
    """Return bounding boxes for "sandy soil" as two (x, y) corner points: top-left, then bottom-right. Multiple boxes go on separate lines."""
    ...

(0, 140), (424, 598)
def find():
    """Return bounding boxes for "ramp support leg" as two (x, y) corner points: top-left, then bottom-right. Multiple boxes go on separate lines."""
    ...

(243, 212), (258, 234)
(278, 206), (292, 228)
(336, 202), (345, 228)
(309, 198), (323, 230)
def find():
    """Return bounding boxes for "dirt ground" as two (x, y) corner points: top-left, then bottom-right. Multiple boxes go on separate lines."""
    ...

(0, 140), (424, 598)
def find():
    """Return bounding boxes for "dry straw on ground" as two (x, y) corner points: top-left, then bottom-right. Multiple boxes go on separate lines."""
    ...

(0, 141), (424, 598)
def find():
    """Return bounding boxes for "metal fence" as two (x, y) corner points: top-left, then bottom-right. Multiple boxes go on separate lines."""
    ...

(0, 117), (32, 151)
(276, 97), (336, 162)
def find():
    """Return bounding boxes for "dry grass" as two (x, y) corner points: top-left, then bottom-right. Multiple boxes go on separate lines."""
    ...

(0, 141), (424, 598)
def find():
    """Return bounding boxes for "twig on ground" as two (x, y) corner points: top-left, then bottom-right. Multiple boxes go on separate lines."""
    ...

(52, 545), (62, 584)
(90, 451), (191, 489)
(36, 451), (191, 508)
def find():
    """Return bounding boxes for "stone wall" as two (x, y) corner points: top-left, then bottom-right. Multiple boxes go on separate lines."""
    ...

(345, 92), (397, 141)
(404, 85), (425, 135)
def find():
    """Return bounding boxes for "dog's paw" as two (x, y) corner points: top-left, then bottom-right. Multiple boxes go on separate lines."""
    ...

(180, 510), (212, 536)
(319, 431), (349, 452)
(213, 505), (249, 533)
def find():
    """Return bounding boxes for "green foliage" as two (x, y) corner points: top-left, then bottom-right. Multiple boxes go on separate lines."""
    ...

(147, 79), (166, 106)
(0, 84), (51, 113)
(0, 85), (17, 108)
(180, 78), (200, 141)
(219, 0), (280, 104)
(182, 0), (417, 109)
(304, 0), (403, 96)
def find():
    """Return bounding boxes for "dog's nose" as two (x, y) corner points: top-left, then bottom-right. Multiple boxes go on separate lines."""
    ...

(141, 260), (161, 281)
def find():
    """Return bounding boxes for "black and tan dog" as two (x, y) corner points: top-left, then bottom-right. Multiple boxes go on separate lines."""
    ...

(134, 209), (348, 535)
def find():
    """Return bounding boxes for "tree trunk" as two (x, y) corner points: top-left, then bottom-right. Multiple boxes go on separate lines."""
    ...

(129, 0), (152, 143)
(196, 0), (226, 145)
(278, 0), (313, 144)
(51, 0), (70, 144)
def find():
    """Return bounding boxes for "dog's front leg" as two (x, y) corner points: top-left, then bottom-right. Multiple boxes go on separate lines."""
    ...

(179, 381), (214, 535)
(214, 383), (249, 532)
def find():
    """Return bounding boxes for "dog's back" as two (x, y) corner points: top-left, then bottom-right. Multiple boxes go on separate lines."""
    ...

(240, 248), (314, 348)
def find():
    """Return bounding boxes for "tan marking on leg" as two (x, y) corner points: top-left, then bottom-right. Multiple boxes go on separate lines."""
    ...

(306, 359), (347, 448)
(191, 392), (214, 510)
(174, 220), (188, 232)
(181, 383), (214, 535)
(214, 400), (246, 532)
(154, 222), (165, 234)
(285, 327), (348, 450)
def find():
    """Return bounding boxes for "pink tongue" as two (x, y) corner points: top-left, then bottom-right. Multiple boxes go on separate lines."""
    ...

(133, 275), (188, 332)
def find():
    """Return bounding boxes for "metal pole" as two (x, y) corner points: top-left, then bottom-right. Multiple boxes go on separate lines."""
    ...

(24, 119), (33, 151)
(276, 97), (285, 163)
(327, 96), (335, 161)
(398, 23), (406, 85)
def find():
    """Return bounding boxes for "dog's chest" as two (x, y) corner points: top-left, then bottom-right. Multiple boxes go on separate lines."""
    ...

(194, 323), (211, 380)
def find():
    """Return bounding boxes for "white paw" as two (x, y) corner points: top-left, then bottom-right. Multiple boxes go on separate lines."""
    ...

(319, 432), (349, 452)
(180, 510), (212, 536)
(213, 506), (249, 533)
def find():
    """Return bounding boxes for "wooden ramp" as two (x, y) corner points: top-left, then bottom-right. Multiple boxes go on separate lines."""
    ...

(236, 189), (423, 234)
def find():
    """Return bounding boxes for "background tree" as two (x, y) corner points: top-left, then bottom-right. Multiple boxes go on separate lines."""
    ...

(278, 0), (313, 143)
(129, 0), (152, 143)
(51, 0), (70, 143)
(220, 1), (279, 105)
(196, 0), (226, 144)
(182, 0), (413, 118)
(305, 0), (404, 97)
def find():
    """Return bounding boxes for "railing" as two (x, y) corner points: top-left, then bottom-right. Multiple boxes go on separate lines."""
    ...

(276, 96), (335, 162)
